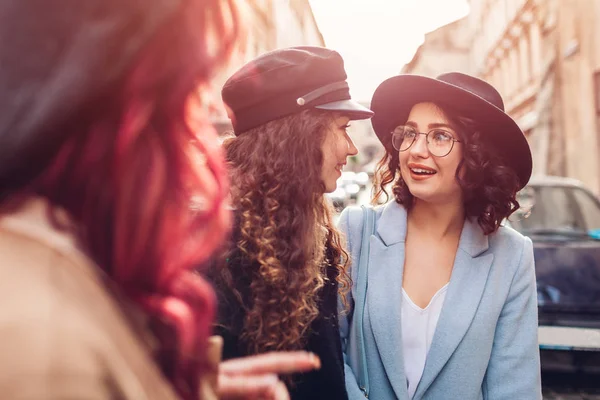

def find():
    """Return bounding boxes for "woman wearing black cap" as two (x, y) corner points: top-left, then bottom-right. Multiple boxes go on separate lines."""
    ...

(0, 1), (320, 400)
(339, 73), (542, 399)
(208, 46), (373, 400)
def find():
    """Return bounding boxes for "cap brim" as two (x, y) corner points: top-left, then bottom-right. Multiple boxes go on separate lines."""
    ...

(315, 100), (373, 120)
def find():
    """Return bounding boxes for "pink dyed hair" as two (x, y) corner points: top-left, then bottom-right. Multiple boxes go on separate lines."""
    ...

(20, 1), (238, 398)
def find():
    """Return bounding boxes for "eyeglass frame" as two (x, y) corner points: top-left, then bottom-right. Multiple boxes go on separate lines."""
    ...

(390, 125), (461, 157)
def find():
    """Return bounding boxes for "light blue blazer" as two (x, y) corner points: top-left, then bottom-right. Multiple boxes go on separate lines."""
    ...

(338, 201), (542, 400)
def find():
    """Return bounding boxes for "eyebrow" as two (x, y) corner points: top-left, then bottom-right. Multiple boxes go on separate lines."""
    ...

(405, 121), (456, 131)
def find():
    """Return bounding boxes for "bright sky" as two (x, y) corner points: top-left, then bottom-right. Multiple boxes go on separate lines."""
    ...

(308, 0), (470, 102)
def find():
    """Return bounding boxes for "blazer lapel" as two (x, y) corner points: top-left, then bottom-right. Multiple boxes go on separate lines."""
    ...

(413, 217), (493, 399)
(367, 202), (410, 399)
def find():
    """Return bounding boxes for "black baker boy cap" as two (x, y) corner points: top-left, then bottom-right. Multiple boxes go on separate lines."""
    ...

(221, 46), (373, 135)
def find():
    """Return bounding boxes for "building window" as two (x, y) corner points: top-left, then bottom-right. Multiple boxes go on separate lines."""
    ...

(501, 57), (510, 98)
(519, 30), (531, 85)
(509, 46), (520, 97)
(529, 22), (542, 78)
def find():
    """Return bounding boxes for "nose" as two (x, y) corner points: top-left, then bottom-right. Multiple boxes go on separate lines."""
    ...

(347, 135), (358, 156)
(409, 133), (429, 158)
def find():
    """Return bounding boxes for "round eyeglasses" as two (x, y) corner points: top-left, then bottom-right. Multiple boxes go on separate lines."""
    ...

(391, 125), (461, 157)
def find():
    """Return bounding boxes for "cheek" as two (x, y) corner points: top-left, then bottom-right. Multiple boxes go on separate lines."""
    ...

(398, 152), (408, 167)
(332, 134), (344, 151)
(322, 143), (335, 165)
(440, 154), (462, 182)
(327, 137), (346, 161)
(320, 137), (333, 161)
(398, 153), (409, 179)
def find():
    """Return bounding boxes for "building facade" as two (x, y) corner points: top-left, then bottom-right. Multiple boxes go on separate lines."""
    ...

(468, 0), (552, 177)
(469, 0), (600, 193)
(401, 17), (472, 77)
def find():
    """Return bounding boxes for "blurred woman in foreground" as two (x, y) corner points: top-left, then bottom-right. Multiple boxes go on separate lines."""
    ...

(0, 1), (317, 399)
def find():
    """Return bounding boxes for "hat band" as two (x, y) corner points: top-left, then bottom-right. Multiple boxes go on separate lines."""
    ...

(232, 83), (352, 135)
(296, 81), (349, 106)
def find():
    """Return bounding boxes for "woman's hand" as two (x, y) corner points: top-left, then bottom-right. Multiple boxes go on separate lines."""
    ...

(217, 351), (321, 400)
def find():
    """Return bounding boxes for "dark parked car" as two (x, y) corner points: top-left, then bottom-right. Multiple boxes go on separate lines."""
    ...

(508, 176), (600, 374)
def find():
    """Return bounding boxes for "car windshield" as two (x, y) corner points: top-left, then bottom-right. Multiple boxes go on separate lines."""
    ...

(511, 184), (600, 313)
(510, 185), (600, 235)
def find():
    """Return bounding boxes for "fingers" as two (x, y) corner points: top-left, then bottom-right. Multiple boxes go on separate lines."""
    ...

(266, 380), (290, 400)
(217, 351), (320, 399)
(218, 373), (279, 399)
(219, 351), (321, 376)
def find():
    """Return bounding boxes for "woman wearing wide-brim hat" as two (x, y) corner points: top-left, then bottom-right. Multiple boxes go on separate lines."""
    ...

(338, 72), (542, 399)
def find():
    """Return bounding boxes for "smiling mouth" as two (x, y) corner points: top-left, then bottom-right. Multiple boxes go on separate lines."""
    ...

(409, 167), (436, 176)
(335, 164), (345, 172)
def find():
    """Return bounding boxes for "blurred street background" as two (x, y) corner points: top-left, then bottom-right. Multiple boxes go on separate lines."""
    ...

(206, 1), (600, 397)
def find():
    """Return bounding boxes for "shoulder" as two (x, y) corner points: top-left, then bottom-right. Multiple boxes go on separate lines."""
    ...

(489, 223), (532, 255)
(487, 224), (534, 283)
(338, 201), (405, 257)
(0, 200), (146, 381)
(338, 202), (400, 243)
(0, 201), (115, 330)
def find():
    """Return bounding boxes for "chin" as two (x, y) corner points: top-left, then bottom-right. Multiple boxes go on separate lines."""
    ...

(324, 184), (337, 194)
(406, 184), (437, 202)
(321, 177), (338, 193)
(410, 190), (435, 203)
(410, 186), (462, 205)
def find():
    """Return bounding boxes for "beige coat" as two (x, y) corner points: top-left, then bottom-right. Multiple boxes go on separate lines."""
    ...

(0, 198), (220, 399)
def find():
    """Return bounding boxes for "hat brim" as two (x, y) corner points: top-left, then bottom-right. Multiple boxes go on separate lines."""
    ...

(370, 75), (532, 189)
(315, 99), (374, 120)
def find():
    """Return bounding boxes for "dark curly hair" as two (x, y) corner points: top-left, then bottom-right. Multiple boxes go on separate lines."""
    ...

(372, 102), (521, 235)
(216, 108), (351, 356)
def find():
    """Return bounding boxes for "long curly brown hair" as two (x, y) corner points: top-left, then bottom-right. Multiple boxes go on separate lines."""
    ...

(218, 108), (351, 355)
(373, 102), (521, 235)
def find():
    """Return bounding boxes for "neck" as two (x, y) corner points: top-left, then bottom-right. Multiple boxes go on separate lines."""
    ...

(408, 197), (465, 239)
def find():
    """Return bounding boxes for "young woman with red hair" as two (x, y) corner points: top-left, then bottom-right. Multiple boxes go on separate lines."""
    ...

(0, 1), (317, 399)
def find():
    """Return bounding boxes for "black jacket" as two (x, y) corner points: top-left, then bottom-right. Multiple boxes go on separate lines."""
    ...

(207, 244), (348, 400)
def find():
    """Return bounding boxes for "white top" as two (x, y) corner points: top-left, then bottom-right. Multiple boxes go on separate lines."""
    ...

(401, 283), (449, 399)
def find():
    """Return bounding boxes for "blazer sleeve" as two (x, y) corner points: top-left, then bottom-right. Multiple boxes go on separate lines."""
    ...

(483, 235), (542, 400)
(337, 207), (369, 400)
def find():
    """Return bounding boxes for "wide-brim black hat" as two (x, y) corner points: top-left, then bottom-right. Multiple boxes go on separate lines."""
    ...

(371, 72), (532, 189)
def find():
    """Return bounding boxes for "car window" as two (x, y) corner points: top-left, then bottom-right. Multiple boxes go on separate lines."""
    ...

(512, 186), (587, 232)
(571, 187), (600, 230)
